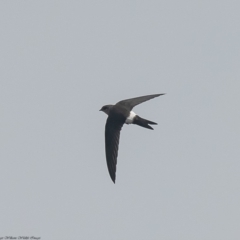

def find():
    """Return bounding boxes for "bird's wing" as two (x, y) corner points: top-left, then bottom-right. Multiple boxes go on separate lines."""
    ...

(116, 93), (165, 111)
(105, 115), (124, 183)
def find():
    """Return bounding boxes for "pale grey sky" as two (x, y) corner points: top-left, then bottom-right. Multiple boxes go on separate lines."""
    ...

(0, 1), (240, 239)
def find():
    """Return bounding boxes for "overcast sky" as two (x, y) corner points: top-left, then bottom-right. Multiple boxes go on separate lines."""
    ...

(1, 1), (240, 239)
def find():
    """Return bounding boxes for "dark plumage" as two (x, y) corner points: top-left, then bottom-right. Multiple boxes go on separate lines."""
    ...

(100, 93), (165, 183)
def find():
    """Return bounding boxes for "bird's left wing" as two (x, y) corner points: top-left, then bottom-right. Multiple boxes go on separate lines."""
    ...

(116, 93), (165, 111)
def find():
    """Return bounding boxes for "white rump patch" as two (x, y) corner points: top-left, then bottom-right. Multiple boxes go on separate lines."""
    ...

(125, 111), (136, 124)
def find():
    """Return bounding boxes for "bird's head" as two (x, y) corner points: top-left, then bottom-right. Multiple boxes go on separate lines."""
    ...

(99, 105), (113, 115)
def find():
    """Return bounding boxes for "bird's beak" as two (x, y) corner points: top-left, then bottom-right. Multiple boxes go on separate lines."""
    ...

(99, 109), (102, 111)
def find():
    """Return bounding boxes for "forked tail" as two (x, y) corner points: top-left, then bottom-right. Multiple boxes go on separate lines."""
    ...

(133, 115), (157, 130)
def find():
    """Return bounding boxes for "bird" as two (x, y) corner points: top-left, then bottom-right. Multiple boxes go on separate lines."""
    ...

(100, 93), (165, 183)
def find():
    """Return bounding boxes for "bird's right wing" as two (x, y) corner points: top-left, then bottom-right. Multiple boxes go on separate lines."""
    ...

(116, 93), (165, 111)
(105, 116), (124, 183)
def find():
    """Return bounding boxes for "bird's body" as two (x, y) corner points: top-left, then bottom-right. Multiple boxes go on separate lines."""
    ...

(100, 93), (165, 183)
(125, 111), (136, 124)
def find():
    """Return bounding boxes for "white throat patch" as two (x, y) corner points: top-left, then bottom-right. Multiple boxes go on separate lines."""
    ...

(125, 111), (136, 124)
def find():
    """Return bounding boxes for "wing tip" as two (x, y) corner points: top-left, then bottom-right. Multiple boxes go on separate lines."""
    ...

(111, 176), (116, 183)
